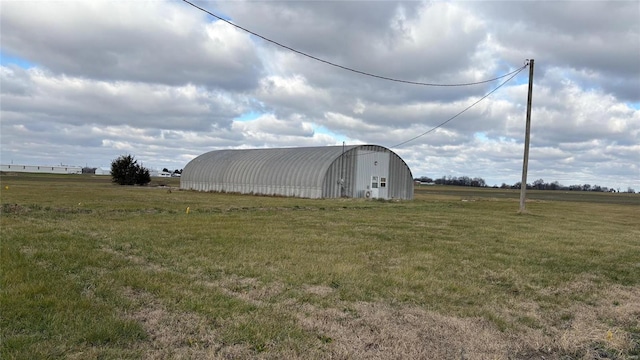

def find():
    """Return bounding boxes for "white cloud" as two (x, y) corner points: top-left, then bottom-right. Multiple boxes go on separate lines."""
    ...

(1, 0), (262, 89)
(1, 0), (638, 190)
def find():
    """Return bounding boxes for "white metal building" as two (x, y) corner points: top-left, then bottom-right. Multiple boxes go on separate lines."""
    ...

(94, 167), (111, 175)
(180, 145), (414, 200)
(0, 164), (82, 174)
(149, 170), (172, 178)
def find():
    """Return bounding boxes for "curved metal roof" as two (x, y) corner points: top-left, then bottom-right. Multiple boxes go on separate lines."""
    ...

(180, 145), (413, 199)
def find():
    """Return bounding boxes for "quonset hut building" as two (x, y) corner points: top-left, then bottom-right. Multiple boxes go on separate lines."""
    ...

(180, 145), (413, 200)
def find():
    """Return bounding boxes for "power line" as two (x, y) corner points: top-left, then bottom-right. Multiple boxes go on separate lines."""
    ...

(389, 63), (529, 148)
(345, 62), (527, 158)
(180, 0), (529, 150)
(181, 0), (523, 87)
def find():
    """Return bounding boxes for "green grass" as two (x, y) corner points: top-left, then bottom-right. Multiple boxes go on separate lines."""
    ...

(1, 173), (639, 359)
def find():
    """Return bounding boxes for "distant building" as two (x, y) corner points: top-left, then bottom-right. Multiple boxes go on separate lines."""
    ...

(180, 145), (414, 200)
(415, 181), (435, 186)
(0, 164), (82, 174)
(94, 167), (111, 175)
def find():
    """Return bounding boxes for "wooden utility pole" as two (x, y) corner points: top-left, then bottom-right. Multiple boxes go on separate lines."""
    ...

(519, 59), (534, 213)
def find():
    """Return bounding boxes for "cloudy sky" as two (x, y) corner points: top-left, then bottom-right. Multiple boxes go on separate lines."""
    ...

(1, 1), (639, 190)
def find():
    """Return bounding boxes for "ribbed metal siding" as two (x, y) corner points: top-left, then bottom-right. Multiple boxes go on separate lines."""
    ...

(322, 146), (355, 197)
(181, 145), (413, 199)
(181, 146), (359, 198)
(388, 150), (414, 199)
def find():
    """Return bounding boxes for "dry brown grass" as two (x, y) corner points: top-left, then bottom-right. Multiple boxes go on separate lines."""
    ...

(552, 285), (639, 357)
(294, 283), (639, 359)
(122, 287), (227, 360)
(297, 301), (514, 359)
(44, 207), (640, 359)
(111, 265), (639, 360)
(3, 174), (639, 359)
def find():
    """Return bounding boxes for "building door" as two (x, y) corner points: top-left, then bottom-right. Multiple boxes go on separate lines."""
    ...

(370, 176), (379, 198)
(379, 176), (387, 198)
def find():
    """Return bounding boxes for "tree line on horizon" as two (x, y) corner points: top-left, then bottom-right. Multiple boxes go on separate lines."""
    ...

(109, 153), (637, 193)
(415, 176), (636, 193)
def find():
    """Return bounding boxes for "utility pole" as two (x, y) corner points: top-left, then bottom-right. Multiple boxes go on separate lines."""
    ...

(519, 59), (534, 213)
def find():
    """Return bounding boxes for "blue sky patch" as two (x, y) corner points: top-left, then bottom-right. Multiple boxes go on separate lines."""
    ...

(627, 102), (640, 110)
(234, 111), (263, 122)
(313, 125), (349, 143)
(474, 132), (489, 141)
(0, 51), (35, 69)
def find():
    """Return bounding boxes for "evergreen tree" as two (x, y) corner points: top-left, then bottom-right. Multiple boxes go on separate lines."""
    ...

(110, 154), (151, 185)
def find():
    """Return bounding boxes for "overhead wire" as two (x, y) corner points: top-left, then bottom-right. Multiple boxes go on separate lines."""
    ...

(347, 62), (528, 157)
(389, 63), (529, 149)
(181, 0), (523, 87)
(180, 0), (530, 150)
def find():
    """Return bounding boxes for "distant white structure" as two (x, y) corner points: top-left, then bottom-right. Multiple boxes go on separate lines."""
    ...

(149, 170), (172, 177)
(94, 167), (111, 175)
(417, 181), (435, 186)
(0, 164), (82, 174)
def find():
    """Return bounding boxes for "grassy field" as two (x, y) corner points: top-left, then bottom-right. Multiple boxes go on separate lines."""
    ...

(1, 173), (639, 359)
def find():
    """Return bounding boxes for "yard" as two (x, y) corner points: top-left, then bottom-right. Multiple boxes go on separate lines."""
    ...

(1, 173), (639, 359)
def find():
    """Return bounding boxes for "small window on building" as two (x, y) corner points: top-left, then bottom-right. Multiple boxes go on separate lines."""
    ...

(371, 176), (379, 189)
(380, 177), (387, 188)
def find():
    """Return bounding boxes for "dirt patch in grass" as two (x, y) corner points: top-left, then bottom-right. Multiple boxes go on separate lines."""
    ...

(304, 285), (335, 297)
(100, 245), (165, 273)
(528, 280), (640, 357)
(108, 244), (638, 359)
(2, 203), (30, 214)
(198, 274), (287, 307)
(121, 287), (256, 360)
(294, 283), (639, 359)
(296, 301), (534, 359)
(551, 284), (640, 357)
